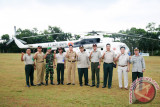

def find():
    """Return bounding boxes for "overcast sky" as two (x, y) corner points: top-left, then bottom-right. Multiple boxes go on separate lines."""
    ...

(0, 0), (160, 37)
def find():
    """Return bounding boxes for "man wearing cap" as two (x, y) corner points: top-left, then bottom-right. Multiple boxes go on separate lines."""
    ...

(66, 45), (77, 85)
(34, 46), (45, 86)
(129, 48), (145, 82)
(54, 47), (66, 85)
(102, 43), (116, 89)
(21, 48), (36, 87)
(115, 46), (130, 90)
(77, 45), (90, 86)
(89, 44), (101, 88)
(44, 47), (56, 85)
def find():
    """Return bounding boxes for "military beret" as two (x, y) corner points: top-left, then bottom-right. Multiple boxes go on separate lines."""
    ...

(47, 47), (51, 50)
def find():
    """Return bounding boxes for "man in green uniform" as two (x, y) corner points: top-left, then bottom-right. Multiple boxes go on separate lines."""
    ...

(44, 47), (56, 85)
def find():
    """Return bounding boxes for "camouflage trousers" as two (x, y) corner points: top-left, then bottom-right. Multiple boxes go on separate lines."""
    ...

(45, 64), (54, 81)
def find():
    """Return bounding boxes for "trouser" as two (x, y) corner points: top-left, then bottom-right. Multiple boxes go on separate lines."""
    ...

(45, 63), (54, 81)
(67, 62), (76, 84)
(36, 62), (45, 84)
(117, 66), (128, 88)
(78, 68), (88, 85)
(132, 72), (143, 82)
(57, 63), (64, 83)
(25, 65), (34, 85)
(91, 62), (100, 85)
(103, 63), (113, 88)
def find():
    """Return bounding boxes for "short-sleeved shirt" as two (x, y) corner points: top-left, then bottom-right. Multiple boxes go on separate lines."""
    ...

(103, 50), (116, 63)
(23, 54), (34, 65)
(91, 50), (101, 62)
(67, 51), (76, 61)
(77, 51), (90, 68)
(35, 52), (44, 63)
(130, 55), (146, 72)
(117, 53), (129, 66)
(56, 53), (65, 64)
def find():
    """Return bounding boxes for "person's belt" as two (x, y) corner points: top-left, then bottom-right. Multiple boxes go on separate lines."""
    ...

(68, 60), (76, 62)
(118, 65), (127, 67)
(91, 62), (99, 63)
(104, 62), (113, 64)
(57, 63), (64, 64)
(37, 61), (44, 63)
(26, 64), (34, 66)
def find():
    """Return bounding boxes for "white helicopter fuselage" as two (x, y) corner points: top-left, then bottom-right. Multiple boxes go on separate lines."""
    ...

(13, 34), (130, 56)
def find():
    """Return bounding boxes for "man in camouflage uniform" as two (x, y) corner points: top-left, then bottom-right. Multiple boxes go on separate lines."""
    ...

(44, 47), (56, 85)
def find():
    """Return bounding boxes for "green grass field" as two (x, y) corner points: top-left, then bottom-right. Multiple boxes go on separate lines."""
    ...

(0, 54), (160, 107)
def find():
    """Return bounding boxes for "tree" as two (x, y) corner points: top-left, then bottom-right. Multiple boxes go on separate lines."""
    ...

(1, 34), (9, 41)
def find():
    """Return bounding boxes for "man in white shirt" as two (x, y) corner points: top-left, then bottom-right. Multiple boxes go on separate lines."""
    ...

(54, 47), (66, 85)
(21, 48), (36, 87)
(115, 46), (130, 90)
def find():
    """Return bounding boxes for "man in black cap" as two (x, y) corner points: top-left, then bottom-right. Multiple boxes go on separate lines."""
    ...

(89, 44), (101, 88)
(77, 45), (90, 86)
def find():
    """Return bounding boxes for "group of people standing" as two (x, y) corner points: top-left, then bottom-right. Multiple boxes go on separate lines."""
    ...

(21, 43), (145, 90)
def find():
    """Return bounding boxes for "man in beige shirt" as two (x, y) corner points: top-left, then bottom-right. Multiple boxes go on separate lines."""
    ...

(89, 44), (101, 88)
(77, 45), (90, 86)
(34, 46), (45, 86)
(66, 45), (77, 85)
(102, 43), (116, 89)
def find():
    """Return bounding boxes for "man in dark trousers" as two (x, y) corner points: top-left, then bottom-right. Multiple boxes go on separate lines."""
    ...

(21, 48), (36, 87)
(89, 44), (101, 88)
(77, 45), (90, 86)
(102, 43), (116, 89)
(54, 47), (66, 85)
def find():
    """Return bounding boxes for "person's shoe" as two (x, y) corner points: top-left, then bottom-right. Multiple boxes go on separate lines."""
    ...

(72, 83), (75, 85)
(96, 85), (99, 88)
(108, 86), (111, 89)
(119, 87), (123, 89)
(45, 81), (48, 86)
(51, 81), (55, 85)
(67, 83), (71, 85)
(102, 86), (106, 88)
(26, 85), (30, 87)
(57, 82), (60, 85)
(125, 88), (128, 90)
(61, 82), (64, 85)
(31, 84), (36, 86)
(80, 84), (83, 87)
(41, 82), (45, 85)
(37, 84), (41, 86)
(90, 85), (95, 87)
(85, 84), (90, 86)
